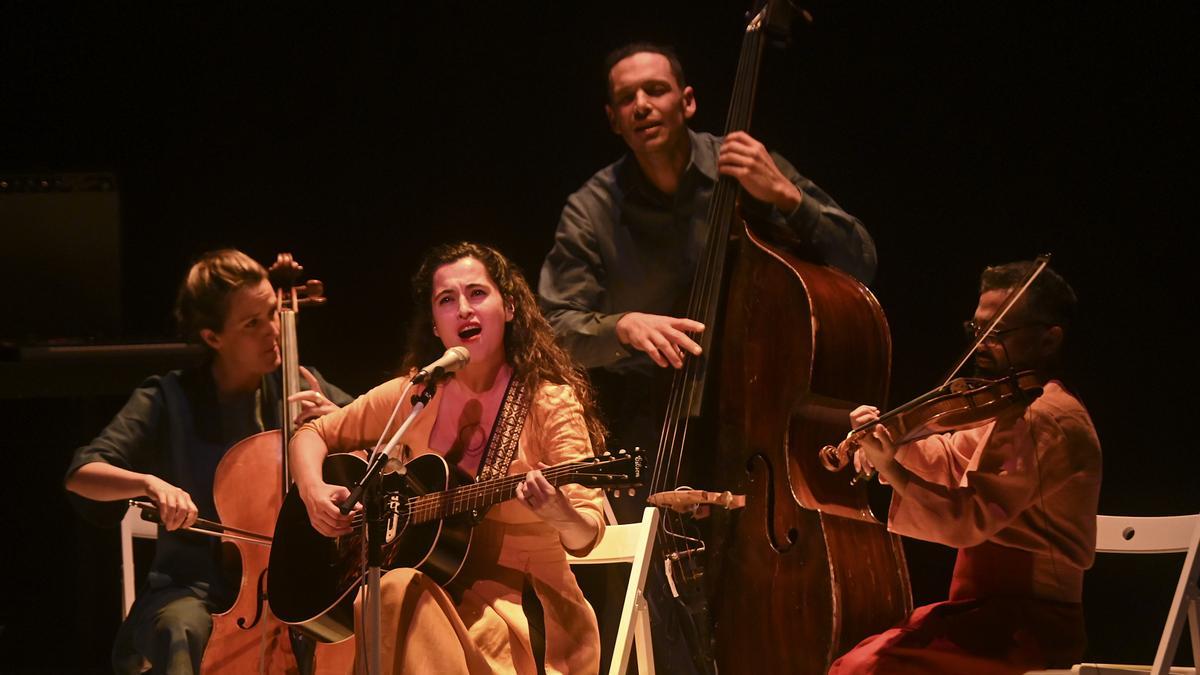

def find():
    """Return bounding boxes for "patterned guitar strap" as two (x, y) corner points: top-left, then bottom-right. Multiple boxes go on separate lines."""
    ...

(474, 375), (532, 487)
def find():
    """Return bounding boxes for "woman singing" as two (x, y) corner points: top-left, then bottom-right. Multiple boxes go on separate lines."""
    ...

(289, 242), (608, 674)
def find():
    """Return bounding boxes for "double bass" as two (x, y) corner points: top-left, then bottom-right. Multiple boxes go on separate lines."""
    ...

(200, 254), (353, 674)
(648, 4), (911, 673)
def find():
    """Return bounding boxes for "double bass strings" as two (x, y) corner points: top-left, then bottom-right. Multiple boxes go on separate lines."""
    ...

(651, 18), (767, 571)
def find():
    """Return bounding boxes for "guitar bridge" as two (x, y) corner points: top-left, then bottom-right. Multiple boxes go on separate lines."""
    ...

(384, 492), (403, 543)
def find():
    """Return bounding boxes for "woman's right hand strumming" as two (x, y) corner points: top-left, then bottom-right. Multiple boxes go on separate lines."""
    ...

(290, 427), (358, 538)
(298, 481), (357, 538)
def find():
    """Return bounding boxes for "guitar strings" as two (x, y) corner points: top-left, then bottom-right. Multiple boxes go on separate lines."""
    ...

(393, 459), (629, 523)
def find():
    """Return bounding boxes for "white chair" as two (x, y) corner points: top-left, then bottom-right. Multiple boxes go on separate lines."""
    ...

(119, 506), (159, 618)
(569, 506), (660, 675)
(1031, 514), (1199, 675)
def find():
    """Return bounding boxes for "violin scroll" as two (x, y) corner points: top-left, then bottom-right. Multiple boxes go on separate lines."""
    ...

(818, 437), (856, 473)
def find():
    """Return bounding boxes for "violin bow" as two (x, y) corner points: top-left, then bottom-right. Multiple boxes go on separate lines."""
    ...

(939, 254), (1052, 387)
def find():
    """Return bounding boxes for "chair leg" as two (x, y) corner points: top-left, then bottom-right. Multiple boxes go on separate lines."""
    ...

(1188, 594), (1199, 672)
(120, 519), (136, 619)
(1151, 517), (1200, 675)
(633, 591), (655, 675)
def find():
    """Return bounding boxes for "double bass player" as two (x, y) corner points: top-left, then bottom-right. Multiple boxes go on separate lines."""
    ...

(538, 42), (880, 674)
(538, 42), (876, 515)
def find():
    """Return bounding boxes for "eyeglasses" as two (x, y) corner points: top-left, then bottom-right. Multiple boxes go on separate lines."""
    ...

(962, 320), (1048, 343)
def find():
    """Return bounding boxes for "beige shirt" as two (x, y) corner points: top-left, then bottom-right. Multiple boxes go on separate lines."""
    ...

(301, 375), (606, 674)
(889, 381), (1102, 602)
(305, 375), (607, 545)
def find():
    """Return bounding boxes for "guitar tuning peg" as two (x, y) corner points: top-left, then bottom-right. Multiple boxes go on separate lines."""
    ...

(611, 490), (621, 498)
(627, 488), (636, 497)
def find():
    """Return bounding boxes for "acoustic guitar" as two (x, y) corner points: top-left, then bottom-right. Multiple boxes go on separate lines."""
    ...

(268, 448), (643, 642)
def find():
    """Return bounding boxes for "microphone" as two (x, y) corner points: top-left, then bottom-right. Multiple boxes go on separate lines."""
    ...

(411, 346), (471, 384)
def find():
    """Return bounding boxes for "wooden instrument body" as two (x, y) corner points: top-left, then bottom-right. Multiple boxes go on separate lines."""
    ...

(269, 448), (642, 643)
(710, 223), (912, 674)
(269, 452), (471, 643)
(202, 429), (297, 673)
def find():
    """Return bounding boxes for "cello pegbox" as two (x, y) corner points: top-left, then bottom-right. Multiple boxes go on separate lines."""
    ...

(297, 279), (326, 308)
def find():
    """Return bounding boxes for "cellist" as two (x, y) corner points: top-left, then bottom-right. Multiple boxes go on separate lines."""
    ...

(830, 261), (1102, 674)
(64, 249), (353, 674)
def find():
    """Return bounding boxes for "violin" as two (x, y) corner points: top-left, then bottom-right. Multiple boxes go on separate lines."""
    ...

(819, 370), (1044, 480)
(820, 254), (1054, 484)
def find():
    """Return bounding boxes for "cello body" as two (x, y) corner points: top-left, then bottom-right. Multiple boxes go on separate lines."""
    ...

(204, 429), (358, 674)
(202, 430), (297, 673)
(707, 223), (912, 673)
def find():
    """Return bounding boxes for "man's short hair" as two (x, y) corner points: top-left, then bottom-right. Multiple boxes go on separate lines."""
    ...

(603, 42), (687, 102)
(980, 261), (1077, 329)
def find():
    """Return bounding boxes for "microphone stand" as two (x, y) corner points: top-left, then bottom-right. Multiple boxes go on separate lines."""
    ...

(338, 377), (440, 675)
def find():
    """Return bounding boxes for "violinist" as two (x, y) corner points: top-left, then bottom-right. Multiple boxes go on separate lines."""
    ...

(830, 261), (1102, 674)
(290, 242), (609, 674)
(64, 249), (352, 675)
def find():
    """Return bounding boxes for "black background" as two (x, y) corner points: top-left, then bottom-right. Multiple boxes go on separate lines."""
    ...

(2, 2), (1196, 671)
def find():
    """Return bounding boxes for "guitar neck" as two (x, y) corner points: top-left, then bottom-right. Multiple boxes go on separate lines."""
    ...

(405, 464), (585, 525)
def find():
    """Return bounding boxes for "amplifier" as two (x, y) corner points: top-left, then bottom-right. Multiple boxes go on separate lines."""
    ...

(0, 172), (122, 342)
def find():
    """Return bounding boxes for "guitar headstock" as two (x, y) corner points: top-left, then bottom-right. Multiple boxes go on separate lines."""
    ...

(569, 447), (645, 494)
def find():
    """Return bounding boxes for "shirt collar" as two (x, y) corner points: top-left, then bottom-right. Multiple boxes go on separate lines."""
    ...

(686, 128), (720, 182)
(619, 127), (717, 197)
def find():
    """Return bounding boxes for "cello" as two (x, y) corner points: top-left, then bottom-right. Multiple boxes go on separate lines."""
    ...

(200, 253), (353, 674)
(648, 3), (911, 673)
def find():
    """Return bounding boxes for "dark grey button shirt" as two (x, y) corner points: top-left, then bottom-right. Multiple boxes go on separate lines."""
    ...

(539, 130), (876, 372)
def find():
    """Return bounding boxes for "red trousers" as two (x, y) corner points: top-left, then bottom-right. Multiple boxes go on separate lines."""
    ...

(829, 542), (1085, 674)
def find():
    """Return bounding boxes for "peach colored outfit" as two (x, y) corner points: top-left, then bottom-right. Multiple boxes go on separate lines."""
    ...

(303, 377), (605, 675)
(831, 381), (1102, 674)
